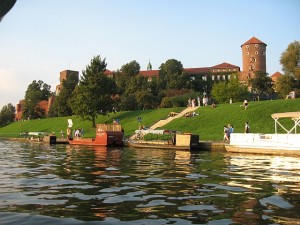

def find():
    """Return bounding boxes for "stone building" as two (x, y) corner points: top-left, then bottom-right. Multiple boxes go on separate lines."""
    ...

(56, 70), (79, 96)
(240, 36), (267, 82)
(16, 70), (79, 120)
(138, 36), (266, 84)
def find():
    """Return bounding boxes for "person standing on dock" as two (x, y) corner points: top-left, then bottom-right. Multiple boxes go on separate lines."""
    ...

(223, 125), (229, 142)
(67, 127), (72, 139)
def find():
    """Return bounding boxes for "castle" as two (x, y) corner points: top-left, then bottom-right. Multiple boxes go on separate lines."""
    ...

(138, 36), (271, 83)
(15, 36), (282, 120)
(15, 70), (79, 120)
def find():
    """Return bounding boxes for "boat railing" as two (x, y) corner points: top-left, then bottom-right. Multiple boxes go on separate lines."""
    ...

(96, 124), (122, 132)
(230, 133), (300, 147)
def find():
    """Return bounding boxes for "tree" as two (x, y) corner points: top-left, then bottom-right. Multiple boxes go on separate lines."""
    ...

(211, 78), (249, 103)
(69, 55), (117, 127)
(135, 91), (158, 110)
(0, 0), (17, 22)
(125, 75), (148, 95)
(0, 103), (15, 127)
(50, 73), (79, 117)
(280, 41), (300, 80)
(119, 93), (137, 111)
(211, 82), (228, 103)
(249, 72), (274, 98)
(227, 77), (249, 102)
(22, 80), (51, 119)
(275, 75), (295, 98)
(159, 59), (185, 90)
(115, 60), (140, 93)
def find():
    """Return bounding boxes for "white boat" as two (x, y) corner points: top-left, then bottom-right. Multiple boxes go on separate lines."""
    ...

(226, 112), (300, 156)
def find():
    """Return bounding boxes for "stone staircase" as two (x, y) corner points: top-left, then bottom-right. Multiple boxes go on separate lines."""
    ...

(150, 106), (199, 129)
(129, 106), (199, 140)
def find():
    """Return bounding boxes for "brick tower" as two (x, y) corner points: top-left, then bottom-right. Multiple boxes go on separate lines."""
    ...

(240, 37), (267, 82)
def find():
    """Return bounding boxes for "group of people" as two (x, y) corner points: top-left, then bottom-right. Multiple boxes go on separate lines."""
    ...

(223, 124), (234, 142)
(187, 96), (209, 108)
(188, 98), (197, 107)
(64, 127), (84, 139)
(223, 122), (250, 142)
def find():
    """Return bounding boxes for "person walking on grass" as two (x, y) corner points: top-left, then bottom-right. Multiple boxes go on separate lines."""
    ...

(245, 122), (250, 133)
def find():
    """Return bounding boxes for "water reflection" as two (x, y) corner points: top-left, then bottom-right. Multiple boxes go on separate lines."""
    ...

(0, 140), (299, 225)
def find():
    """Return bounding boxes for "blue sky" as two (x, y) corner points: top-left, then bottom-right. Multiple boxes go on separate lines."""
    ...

(0, 0), (299, 108)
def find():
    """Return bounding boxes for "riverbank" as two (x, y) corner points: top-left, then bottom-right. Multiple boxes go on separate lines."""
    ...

(2, 136), (226, 152)
(0, 98), (299, 141)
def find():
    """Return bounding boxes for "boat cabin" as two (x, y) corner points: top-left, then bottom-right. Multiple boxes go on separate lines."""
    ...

(95, 124), (124, 146)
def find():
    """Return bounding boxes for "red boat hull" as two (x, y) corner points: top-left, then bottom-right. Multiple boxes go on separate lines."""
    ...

(68, 131), (123, 146)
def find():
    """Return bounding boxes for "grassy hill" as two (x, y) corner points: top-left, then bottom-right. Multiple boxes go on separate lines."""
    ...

(0, 98), (299, 141)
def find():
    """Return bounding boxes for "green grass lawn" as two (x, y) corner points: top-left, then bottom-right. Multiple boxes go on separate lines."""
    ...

(163, 98), (300, 140)
(0, 107), (183, 139)
(0, 98), (299, 141)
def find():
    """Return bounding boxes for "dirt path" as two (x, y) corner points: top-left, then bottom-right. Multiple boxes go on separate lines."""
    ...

(129, 106), (199, 140)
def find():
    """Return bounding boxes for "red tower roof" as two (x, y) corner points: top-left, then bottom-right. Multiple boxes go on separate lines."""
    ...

(241, 36), (267, 47)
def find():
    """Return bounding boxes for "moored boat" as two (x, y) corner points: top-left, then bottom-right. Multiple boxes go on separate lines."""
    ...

(68, 124), (124, 146)
(226, 112), (300, 155)
(128, 129), (199, 150)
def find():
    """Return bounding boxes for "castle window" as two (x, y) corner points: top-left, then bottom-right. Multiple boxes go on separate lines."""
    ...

(217, 75), (220, 80)
(255, 51), (258, 54)
(202, 76), (207, 81)
(223, 75), (226, 80)
(212, 75), (215, 81)
(255, 44), (258, 47)
(246, 45), (249, 49)
(246, 52), (249, 55)
(228, 75), (231, 80)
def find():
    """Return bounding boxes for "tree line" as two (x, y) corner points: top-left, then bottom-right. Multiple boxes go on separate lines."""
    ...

(1, 41), (299, 127)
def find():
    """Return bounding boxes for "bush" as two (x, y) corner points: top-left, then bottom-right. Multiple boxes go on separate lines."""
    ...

(160, 97), (172, 108)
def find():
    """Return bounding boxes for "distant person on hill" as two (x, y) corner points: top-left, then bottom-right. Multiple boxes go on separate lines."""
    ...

(245, 122), (250, 133)
(188, 98), (192, 107)
(243, 99), (248, 110)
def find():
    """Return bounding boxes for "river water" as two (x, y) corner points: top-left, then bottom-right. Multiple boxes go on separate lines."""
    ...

(0, 140), (299, 225)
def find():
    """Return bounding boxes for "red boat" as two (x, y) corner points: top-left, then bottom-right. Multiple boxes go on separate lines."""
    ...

(68, 124), (124, 146)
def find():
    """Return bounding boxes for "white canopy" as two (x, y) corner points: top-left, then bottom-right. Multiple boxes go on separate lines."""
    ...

(271, 112), (300, 134)
(271, 112), (300, 119)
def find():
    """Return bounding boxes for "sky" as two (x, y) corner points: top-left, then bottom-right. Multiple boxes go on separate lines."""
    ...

(0, 0), (299, 109)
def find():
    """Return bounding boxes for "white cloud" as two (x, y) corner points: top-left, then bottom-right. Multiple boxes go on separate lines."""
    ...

(0, 69), (27, 109)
